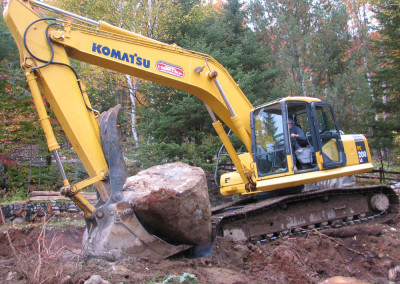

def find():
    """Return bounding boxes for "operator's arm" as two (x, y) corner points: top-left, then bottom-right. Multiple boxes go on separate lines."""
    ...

(291, 126), (306, 142)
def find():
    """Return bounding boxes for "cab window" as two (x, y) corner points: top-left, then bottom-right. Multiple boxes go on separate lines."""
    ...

(314, 104), (345, 166)
(253, 106), (287, 176)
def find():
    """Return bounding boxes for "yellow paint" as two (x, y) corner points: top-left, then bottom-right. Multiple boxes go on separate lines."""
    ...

(322, 139), (339, 161)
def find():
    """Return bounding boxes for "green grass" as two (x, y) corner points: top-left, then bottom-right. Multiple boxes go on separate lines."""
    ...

(144, 272), (198, 284)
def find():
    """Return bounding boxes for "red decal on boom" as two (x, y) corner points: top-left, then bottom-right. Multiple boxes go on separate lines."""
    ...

(156, 61), (185, 78)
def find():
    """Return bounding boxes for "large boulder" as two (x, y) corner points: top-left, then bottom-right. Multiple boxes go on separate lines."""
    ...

(123, 162), (212, 246)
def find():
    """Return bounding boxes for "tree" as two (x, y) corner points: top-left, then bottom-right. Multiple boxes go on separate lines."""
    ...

(248, 0), (385, 135)
(249, 0), (351, 98)
(178, 0), (279, 104)
(369, 1), (400, 160)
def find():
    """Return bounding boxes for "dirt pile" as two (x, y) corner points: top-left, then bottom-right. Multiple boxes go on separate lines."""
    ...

(1, 216), (400, 283)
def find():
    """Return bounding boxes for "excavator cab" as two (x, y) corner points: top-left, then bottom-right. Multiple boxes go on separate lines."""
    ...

(252, 97), (346, 178)
(221, 96), (373, 196)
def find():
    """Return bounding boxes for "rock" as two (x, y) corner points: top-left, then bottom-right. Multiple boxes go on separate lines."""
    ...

(111, 264), (131, 276)
(36, 207), (46, 218)
(389, 265), (400, 282)
(84, 275), (110, 284)
(320, 276), (371, 284)
(60, 203), (69, 212)
(1, 206), (13, 219)
(6, 271), (17, 281)
(68, 208), (79, 213)
(124, 162), (212, 245)
(12, 207), (26, 218)
(13, 217), (24, 225)
(60, 275), (72, 284)
(25, 205), (35, 221)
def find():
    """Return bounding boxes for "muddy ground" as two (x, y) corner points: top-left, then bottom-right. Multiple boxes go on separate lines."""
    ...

(0, 214), (400, 284)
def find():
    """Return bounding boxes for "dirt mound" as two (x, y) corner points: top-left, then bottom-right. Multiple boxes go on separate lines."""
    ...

(1, 217), (400, 283)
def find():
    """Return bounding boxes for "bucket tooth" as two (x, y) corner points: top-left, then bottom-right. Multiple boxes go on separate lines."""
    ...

(98, 104), (127, 202)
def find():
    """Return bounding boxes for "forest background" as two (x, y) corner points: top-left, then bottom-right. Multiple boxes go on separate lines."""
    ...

(0, 0), (399, 200)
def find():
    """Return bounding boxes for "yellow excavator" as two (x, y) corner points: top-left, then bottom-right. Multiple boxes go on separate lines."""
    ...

(3, 0), (398, 260)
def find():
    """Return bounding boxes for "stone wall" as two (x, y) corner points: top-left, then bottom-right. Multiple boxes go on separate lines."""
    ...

(1, 201), (82, 224)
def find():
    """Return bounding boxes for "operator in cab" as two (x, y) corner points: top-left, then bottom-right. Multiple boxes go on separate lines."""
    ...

(289, 118), (306, 169)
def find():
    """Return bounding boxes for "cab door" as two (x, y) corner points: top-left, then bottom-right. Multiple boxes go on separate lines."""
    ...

(311, 102), (347, 169)
(252, 102), (289, 177)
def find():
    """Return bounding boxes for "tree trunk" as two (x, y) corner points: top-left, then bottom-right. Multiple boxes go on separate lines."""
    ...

(293, 42), (306, 96)
(125, 74), (139, 145)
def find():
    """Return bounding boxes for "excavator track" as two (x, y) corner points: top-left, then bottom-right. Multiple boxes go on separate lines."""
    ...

(211, 185), (399, 242)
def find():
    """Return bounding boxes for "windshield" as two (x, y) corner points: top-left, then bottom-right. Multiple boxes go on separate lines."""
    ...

(253, 105), (287, 176)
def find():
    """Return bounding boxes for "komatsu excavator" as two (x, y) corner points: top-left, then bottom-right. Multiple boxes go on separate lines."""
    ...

(3, 0), (399, 260)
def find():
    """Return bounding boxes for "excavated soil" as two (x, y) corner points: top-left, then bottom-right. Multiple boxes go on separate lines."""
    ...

(1, 215), (400, 283)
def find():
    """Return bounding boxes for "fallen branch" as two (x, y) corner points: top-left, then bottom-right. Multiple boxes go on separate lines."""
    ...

(29, 191), (97, 201)
(321, 224), (383, 238)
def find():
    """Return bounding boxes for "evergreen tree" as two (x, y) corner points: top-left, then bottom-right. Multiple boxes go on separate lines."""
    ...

(249, 0), (351, 98)
(370, 1), (400, 157)
(178, 0), (279, 103)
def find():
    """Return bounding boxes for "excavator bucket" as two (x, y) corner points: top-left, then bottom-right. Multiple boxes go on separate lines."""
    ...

(83, 105), (190, 261)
